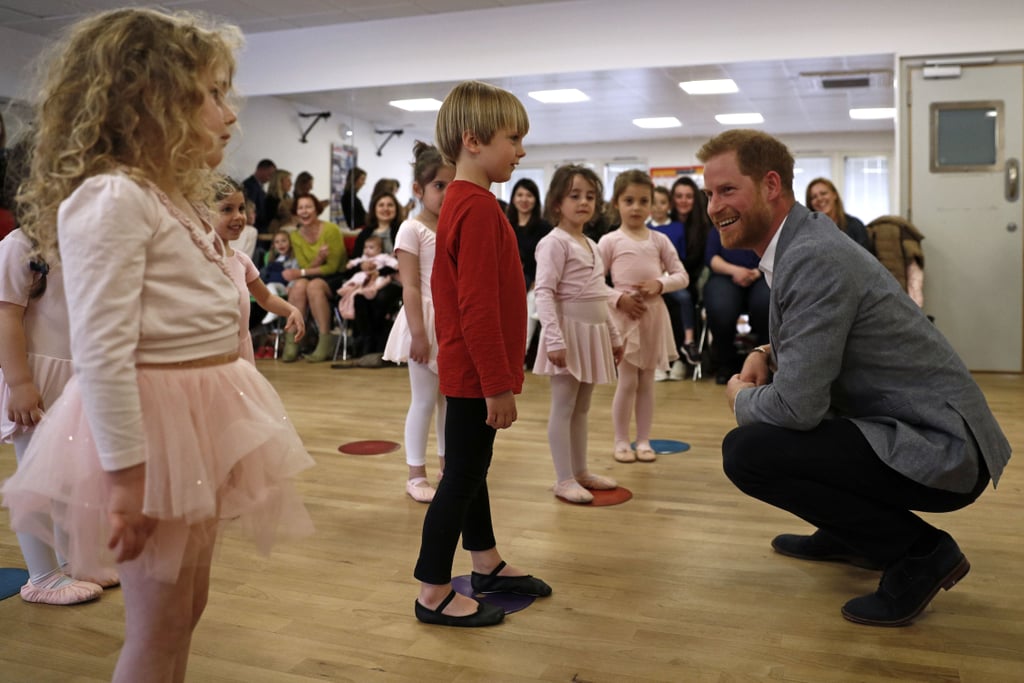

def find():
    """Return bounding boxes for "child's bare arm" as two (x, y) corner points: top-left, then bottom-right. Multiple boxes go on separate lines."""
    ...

(248, 278), (306, 340)
(0, 302), (44, 426)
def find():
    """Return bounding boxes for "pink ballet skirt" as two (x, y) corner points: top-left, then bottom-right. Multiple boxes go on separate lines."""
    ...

(382, 298), (437, 372)
(1, 359), (315, 583)
(0, 353), (74, 442)
(609, 292), (678, 371)
(533, 299), (617, 384)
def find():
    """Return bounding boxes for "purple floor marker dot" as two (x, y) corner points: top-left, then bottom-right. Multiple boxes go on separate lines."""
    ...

(451, 575), (536, 614)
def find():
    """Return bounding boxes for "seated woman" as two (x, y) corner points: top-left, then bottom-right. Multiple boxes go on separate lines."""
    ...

(806, 177), (870, 249)
(344, 194), (404, 361)
(283, 192), (347, 362)
(353, 191), (403, 255)
(702, 226), (769, 384)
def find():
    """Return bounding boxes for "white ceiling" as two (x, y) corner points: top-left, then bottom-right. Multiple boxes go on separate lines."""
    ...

(0, 0), (896, 147)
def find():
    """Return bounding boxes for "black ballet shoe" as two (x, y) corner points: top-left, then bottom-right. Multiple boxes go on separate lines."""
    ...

(471, 560), (552, 597)
(414, 589), (504, 627)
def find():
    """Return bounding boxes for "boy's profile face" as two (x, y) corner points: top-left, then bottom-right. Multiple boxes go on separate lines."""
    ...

(475, 127), (526, 184)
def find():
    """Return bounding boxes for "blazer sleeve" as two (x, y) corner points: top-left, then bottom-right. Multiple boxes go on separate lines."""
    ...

(734, 243), (857, 430)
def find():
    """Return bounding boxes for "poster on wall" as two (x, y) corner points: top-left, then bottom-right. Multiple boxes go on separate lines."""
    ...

(650, 165), (704, 189)
(331, 143), (358, 226)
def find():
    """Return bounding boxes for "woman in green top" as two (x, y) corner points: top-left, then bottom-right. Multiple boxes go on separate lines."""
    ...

(283, 192), (347, 362)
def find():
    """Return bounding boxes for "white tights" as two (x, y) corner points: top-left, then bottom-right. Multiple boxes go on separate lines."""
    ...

(547, 375), (595, 482)
(611, 360), (655, 448)
(12, 432), (70, 583)
(404, 359), (446, 467)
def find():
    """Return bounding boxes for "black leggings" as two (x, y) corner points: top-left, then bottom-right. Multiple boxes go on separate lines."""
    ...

(722, 418), (989, 563)
(414, 397), (497, 584)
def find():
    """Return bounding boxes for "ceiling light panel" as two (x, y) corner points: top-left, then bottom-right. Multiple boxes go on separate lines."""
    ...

(388, 98), (443, 111)
(632, 117), (682, 129)
(715, 113), (764, 125)
(680, 79), (738, 95)
(528, 89), (590, 103)
(849, 107), (896, 120)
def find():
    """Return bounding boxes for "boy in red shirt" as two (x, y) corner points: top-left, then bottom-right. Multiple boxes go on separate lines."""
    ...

(414, 81), (552, 627)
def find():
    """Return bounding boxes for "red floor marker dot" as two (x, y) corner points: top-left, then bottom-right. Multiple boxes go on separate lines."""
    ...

(557, 486), (633, 507)
(338, 440), (401, 455)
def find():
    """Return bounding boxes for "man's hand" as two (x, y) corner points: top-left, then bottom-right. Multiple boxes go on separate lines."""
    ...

(726, 375), (755, 414)
(739, 346), (772, 386)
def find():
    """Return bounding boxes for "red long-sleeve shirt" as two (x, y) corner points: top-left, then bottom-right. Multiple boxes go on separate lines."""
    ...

(431, 180), (526, 398)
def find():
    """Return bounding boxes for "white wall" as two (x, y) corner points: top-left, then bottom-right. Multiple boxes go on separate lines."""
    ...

(225, 96), (895, 219)
(0, 26), (45, 100)
(223, 96), (429, 224)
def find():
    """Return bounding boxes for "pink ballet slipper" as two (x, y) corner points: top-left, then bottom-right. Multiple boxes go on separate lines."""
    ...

(73, 568), (120, 588)
(20, 576), (103, 605)
(576, 472), (618, 490)
(636, 445), (657, 462)
(553, 479), (594, 504)
(613, 445), (637, 463)
(405, 477), (435, 503)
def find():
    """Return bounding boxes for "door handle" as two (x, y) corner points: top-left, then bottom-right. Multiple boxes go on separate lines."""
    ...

(1008, 158), (1020, 202)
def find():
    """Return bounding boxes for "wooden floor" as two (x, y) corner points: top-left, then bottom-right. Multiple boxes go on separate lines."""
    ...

(0, 362), (1022, 682)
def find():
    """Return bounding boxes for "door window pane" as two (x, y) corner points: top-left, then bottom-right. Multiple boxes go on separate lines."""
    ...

(930, 101), (1002, 171)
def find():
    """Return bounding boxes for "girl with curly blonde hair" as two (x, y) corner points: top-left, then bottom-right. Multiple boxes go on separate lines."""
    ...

(2, 9), (314, 681)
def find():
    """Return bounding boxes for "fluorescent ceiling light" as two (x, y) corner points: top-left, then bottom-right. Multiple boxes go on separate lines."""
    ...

(389, 98), (443, 112)
(849, 107), (895, 120)
(715, 113), (764, 125)
(528, 88), (590, 103)
(680, 79), (738, 95)
(632, 117), (682, 129)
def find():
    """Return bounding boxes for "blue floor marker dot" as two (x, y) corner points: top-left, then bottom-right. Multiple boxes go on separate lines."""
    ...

(630, 439), (690, 454)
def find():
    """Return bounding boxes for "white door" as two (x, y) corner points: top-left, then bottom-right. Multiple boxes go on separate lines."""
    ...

(905, 60), (1023, 372)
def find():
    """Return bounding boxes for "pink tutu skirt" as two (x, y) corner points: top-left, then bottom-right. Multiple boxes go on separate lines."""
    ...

(533, 299), (616, 384)
(382, 298), (437, 372)
(1, 359), (314, 583)
(0, 353), (74, 442)
(609, 295), (677, 371)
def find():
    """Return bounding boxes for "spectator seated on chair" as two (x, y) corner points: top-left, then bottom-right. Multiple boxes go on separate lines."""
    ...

(283, 192), (347, 362)
(702, 227), (769, 384)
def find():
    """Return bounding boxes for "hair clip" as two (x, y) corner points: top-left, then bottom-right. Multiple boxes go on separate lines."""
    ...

(30, 259), (50, 275)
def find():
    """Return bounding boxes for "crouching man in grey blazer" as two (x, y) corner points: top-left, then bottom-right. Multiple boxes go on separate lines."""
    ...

(699, 129), (1011, 627)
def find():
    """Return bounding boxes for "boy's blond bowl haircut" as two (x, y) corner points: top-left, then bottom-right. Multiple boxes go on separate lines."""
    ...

(434, 81), (530, 166)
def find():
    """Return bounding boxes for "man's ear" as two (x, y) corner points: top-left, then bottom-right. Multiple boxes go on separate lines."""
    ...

(461, 130), (480, 154)
(762, 170), (783, 201)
